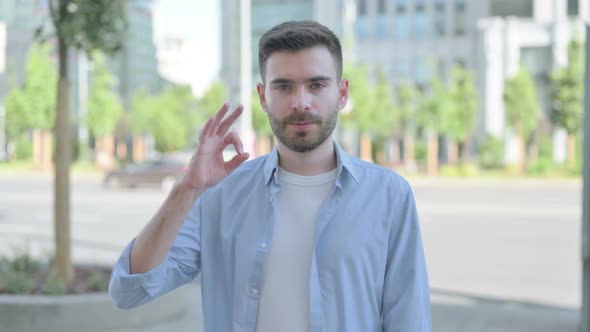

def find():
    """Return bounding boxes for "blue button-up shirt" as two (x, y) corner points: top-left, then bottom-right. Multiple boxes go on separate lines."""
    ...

(109, 143), (431, 332)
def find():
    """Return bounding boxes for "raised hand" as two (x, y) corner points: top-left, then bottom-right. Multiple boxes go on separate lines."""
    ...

(179, 103), (250, 191)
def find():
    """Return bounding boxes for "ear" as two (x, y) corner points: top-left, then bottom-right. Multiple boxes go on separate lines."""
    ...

(257, 83), (268, 113)
(337, 79), (349, 111)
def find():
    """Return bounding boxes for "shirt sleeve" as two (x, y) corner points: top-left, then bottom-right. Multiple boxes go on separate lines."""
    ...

(108, 196), (203, 309)
(382, 183), (431, 331)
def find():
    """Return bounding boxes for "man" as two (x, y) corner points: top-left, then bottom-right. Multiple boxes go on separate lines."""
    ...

(109, 21), (431, 331)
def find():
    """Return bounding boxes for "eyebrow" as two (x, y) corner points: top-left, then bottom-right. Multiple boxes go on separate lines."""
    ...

(269, 76), (333, 85)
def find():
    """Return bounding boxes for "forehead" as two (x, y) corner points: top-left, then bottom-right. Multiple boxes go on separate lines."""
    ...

(264, 46), (338, 82)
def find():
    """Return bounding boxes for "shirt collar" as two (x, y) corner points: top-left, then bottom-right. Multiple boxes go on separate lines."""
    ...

(263, 141), (360, 186)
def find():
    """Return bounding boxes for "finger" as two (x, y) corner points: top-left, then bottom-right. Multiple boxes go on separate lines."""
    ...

(224, 152), (250, 174)
(200, 116), (215, 141)
(217, 104), (244, 136)
(211, 102), (230, 136)
(223, 131), (244, 155)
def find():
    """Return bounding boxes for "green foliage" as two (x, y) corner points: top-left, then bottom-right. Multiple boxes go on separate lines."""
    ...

(86, 271), (108, 292)
(197, 82), (226, 124)
(345, 65), (398, 137)
(252, 90), (273, 137)
(14, 134), (33, 160)
(43, 272), (67, 295)
(443, 67), (479, 141)
(414, 139), (427, 162)
(397, 83), (418, 130)
(551, 38), (584, 134)
(504, 65), (541, 138)
(0, 251), (39, 294)
(439, 163), (479, 177)
(479, 138), (504, 169)
(87, 52), (123, 138)
(46, 0), (127, 56)
(130, 86), (199, 153)
(417, 79), (452, 131)
(478, 135), (504, 169)
(4, 43), (57, 139)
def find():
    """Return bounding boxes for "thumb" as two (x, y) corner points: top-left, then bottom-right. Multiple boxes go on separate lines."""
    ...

(224, 152), (250, 174)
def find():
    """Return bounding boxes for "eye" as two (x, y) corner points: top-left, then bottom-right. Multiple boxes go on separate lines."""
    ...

(275, 85), (291, 91)
(310, 83), (326, 89)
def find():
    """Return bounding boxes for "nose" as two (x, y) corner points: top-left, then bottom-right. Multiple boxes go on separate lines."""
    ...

(291, 86), (311, 112)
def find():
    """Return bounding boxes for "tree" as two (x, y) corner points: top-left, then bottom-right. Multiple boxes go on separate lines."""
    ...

(87, 52), (123, 169)
(197, 82), (226, 126)
(444, 67), (479, 164)
(504, 64), (541, 172)
(43, 0), (127, 284)
(551, 37), (584, 166)
(5, 43), (57, 167)
(252, 90), (274, 155)
(152, 86), (198, 153)
(416, 79), (453, 175)
(345, 65), (374, 161)
(397, 84), (418, 167)
(370, 70), (398, 164)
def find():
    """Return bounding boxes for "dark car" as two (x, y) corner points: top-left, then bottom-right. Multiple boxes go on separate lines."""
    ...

(103, 158), (187, 191)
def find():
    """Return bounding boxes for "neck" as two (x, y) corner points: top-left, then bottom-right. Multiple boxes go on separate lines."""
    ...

(276, 136), (337, 176)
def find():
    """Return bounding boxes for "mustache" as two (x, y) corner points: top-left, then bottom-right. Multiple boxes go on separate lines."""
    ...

(284, 113), (321, 123)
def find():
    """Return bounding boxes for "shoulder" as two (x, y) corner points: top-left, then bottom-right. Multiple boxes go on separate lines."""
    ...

(346, 155), (412, 194)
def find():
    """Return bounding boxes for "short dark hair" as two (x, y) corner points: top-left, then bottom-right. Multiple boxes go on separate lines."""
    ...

(258, 20), (343, 82)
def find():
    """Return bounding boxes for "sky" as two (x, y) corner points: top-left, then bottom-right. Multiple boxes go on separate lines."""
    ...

(153, 0), (221, 96)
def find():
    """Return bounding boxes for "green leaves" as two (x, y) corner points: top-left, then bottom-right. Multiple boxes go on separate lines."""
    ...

(252, 90), (273, 137)
(49, 0), (127, 55)
(444, 67), (479, 141)
(87, 52), (123, 138)
(551, 38), (584, 134)
(504, 65), (540, 138)
(4, 43), (57, 138)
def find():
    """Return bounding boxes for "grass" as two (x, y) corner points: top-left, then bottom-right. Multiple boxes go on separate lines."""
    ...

(0, 160), (102, 175)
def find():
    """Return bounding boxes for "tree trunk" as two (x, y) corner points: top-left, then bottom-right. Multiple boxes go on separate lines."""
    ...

(360, 133), (373, 162)
(427, 131), (439, 176)
(517, 130), (527, 173)
(133, 135), (146, 162)
(54, 36), (73, 284)
(389, 139), (401, 168)
(404, 133), (416, 171)
(116, 140), (127, 160)
(42, 129), (52, 170)
(447, 137), (458, 165)
(567, 133), (576, 166)
(96, 134), (115, 171)
(33, 129), (42, 166)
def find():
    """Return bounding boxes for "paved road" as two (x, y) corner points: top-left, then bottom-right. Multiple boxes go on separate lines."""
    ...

(0, 172), (582, 330)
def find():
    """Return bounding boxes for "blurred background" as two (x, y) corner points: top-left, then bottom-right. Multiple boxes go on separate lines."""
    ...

(0, 0), (587, 331)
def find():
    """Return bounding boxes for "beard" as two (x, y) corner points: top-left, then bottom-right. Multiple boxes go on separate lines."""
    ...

(267, 104), (339, 153)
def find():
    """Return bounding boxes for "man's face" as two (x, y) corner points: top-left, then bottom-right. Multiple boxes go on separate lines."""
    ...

(257, 46), (349, 153)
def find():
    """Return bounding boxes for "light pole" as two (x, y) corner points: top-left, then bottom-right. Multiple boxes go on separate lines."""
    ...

(239, 0), (256, 157)
(581, 23), (590, 332)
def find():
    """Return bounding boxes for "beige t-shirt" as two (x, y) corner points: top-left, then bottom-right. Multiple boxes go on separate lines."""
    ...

(256, 167), (338, 332)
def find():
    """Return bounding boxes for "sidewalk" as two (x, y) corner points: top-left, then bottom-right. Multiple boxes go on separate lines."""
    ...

(133, 281), (580, 332)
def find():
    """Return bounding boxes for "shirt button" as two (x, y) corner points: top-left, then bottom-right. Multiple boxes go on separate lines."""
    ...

(251, 288), (258, 295)
(260, 242), (267, 249)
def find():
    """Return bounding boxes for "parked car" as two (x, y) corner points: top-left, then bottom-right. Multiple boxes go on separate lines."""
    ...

(103, 158), (187, 191)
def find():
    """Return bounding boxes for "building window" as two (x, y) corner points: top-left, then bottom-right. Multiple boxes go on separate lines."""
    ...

(394, 14), (409, 40)
(415, 0), (426, 12)
(568, 0), (579, 16)
(376, 15), (390, 40)
(414, 12), (429, 39)
(490, 0), (533, 17)
(434, 0), (446, 11)
(378, 0), (387, 14)
(415, 57), (429, 83)
(453, 0), (466, 36)
(395, 0), (407, 12)
(434, 12), (446, 37)
(356, 16), (370, 41)
(393, 59), (410, 80)
(357, 0), (367, 16)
